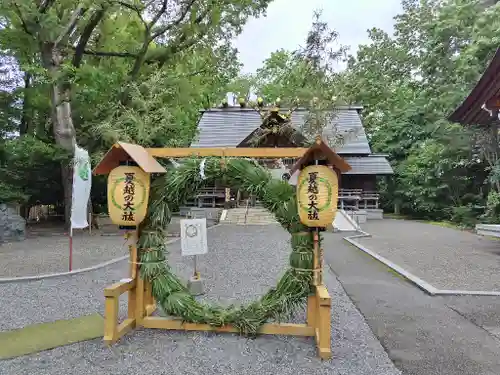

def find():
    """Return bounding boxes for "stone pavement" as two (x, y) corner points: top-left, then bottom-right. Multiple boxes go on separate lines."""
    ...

(358, 219), (500, 291)
(323, 231), (500, 375)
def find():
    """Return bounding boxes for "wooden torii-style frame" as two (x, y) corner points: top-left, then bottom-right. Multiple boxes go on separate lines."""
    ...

(94, 140), (352, 360)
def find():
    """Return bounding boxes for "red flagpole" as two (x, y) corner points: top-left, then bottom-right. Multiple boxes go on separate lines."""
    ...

(69, 227), (73, 272)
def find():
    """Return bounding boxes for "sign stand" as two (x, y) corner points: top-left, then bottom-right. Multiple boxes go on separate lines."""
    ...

(181, 217), (207, 296)
(193, 255), (200, 279)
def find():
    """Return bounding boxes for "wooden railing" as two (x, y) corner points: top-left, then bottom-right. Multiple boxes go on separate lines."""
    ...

(338, 189), (380, 210)
(244, 198), (250, 224)
(186, 187), (380, 210)
(196, 187), (226, 197)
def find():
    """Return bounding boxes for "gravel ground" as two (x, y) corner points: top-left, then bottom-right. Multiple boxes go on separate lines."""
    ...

(0, 225), (399, 375)
(358, 219), (500, 291)
(0, 217), (212, 278)
(0, 260), (129, 331)
(0, 234), (129, 278)
(324, 231), (500, 375)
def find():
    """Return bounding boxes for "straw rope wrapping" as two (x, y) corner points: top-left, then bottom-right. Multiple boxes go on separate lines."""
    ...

(138, 157), (317, 336)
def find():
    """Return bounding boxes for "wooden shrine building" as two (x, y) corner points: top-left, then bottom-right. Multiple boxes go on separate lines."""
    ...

(448, 47), (500, 237)
(448, 47), (500, 127)
(183, 104), (393, 219)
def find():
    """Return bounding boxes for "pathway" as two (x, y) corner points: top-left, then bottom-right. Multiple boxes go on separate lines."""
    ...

(0, 216), (210, 278)
(357, 219), (500, 291)
(0, 225), (399, 375)
(323, 231), (500, 375)
(0, 233), (128, 278)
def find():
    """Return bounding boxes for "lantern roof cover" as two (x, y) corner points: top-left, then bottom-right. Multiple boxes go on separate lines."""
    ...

(290, 136), (352, 175)
(93, 142), (167, 175)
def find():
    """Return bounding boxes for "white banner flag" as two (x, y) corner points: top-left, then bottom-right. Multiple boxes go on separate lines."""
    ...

(71, 145), (92, 229)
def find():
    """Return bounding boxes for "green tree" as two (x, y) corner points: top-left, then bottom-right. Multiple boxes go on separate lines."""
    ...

(336, 0), (500, 222)
(0, 0), (273, 222)
(249, 10), (353, 147)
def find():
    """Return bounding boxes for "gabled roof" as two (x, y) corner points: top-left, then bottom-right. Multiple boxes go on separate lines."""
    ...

(93, 142), (166, 175)
(448, 47), (500, 125)
(191, 106), (372, 154)
(290, 136), (351, 174)
(343, 155), (393, 175)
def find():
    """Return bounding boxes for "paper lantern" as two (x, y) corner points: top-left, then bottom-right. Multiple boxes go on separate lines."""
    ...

(107, 166), (150, 226)
(296, 165), (338, 227)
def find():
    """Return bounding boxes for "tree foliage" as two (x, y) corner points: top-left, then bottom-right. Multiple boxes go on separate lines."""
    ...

(0, 0), (272, 211)
(3, 0), (500, 228)
(334, 0), (500, 225)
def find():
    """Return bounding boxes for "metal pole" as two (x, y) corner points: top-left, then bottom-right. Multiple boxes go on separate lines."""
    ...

(194, 255), (198, 279)
(69, 226), (73, 272)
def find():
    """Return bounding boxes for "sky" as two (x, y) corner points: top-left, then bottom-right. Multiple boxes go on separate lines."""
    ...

(234, 0), (403, 73)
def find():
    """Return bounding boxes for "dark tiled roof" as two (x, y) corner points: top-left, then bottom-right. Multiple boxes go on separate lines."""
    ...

(343, 155), (393, 175)
(191, 106), (372, 154)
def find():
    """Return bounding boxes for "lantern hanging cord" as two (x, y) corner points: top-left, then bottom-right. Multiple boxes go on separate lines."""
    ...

(129, 259), (167, 265)
(291, 266), (321, 273)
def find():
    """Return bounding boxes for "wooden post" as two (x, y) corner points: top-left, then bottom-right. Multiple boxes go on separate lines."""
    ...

(128, 285), (137, 319)
(313, 231), (321, 286)
(128, 229), (139, 319)
(307, 295), (317, 328)
(144, 279), (156, 316)
(135, 275), (145, 324)
(127, 230), (139, 279)
(315, 285), (332, 359)
(104, 296), (119, 345)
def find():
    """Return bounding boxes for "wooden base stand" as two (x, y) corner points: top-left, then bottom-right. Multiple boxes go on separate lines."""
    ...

(103, 278), (332, 359)
(103, 229), (332, 360)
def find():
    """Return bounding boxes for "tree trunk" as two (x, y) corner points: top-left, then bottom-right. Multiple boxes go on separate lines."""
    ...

(20, 72), (32, 135)
(88, 197), (99, 230)
(41, 44), (77, 226)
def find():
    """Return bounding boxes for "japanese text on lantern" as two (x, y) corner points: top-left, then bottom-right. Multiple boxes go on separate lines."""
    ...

(122, 172), (135, 222)
(307, 171), (320, 221)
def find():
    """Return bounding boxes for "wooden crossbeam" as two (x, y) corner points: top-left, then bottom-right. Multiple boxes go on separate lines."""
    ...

(141, 317), (315, 336)
(146, 147), (309, 158)
(104, 278), (136, 297)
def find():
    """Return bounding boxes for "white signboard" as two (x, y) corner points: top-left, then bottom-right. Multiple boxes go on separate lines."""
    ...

(181, 218), (208, 256)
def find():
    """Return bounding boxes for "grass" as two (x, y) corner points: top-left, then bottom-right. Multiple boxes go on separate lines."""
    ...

(383, 213), (466, 231)
(0, 314), (104, 359)
(383, 213), (411, 220)
(423, 220), (462, 230)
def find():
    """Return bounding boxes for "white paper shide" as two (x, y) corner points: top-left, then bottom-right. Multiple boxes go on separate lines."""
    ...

(181, 218), (208, 256)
